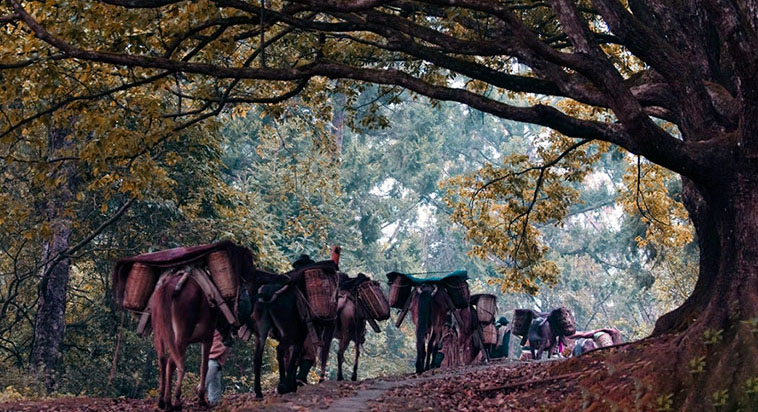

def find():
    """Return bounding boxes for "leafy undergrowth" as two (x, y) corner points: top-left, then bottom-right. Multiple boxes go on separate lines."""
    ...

(0, 337), (672, 412)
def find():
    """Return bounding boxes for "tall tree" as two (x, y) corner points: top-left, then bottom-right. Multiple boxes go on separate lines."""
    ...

(3, 0), (757, 408)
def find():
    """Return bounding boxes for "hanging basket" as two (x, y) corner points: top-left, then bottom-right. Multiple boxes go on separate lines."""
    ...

(304, 268), (339, 319)
(388, 275), (412, 309)
(123, 263), (157, 311)
(550, 307), (576, 336)
(357, 281), (390, 321)
(474, 294), (497, 324)
(482, 323), (498, 345)
(512, 309), (534, 337)
(595, 332), (613, 348)
(207, 250), (237, 300)
(443, 277), (470, 309)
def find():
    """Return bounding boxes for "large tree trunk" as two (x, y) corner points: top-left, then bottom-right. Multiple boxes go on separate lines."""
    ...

(30, 126), (75, 391)
(652, 166), (758, 410)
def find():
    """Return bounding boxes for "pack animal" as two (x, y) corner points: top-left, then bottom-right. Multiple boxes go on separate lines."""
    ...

(247, 270), (309, 398)
(150, 267), (218, 411)
(569, 328), (623, 356)
(527, 316), (559, 360)
(251, 246), (341, 396)
(410, 284), (450, 373)
(333, 291), (367, 381)
(442, 305), (487, 366)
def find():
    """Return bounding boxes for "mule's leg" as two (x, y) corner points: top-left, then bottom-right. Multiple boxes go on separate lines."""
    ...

(284, 345), (301, 393)
(172, 365), (185, 411)
(276, 345), (290, 395)
(196, 338), (211, 406)
(319, 325), (334, 383)
(253, 332), (267, 398)
(351, 341), (360, 381)
(425, 333), (436, 371)
(415, 335), (427, 374)
(164, 359), (175, 411)
(336, 337), (349, 381)
(157, 355), (167, 409)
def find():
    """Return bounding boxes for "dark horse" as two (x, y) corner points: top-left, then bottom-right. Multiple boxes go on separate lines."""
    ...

(150, 267), (217, 411)
(410, 284), (450, 374)
(248, 269), (310, 398)
(249, 246), (341, 397)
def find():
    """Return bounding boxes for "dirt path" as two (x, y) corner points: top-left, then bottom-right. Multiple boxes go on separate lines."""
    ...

(326, 380), (399, 412)
(0, 359), (569, 412)
(327, 360), (530, 411)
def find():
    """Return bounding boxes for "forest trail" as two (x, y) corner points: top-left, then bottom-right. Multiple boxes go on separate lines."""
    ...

(0, 359), (556, 412)
(0, 346), (642, 412)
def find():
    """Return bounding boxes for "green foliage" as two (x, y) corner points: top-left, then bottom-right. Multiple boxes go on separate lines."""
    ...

(689, 356), (706, 375)
(656, 393), (674, 412)
(704, 329), (724, 346)
(712, 389), (729, 410)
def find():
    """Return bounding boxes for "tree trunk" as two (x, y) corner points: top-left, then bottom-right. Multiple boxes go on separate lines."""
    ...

(652, 167), (758, 410)
(30, 126), (75, 391)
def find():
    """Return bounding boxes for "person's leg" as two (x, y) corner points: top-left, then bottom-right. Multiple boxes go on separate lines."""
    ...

(205, 359), (222, 406)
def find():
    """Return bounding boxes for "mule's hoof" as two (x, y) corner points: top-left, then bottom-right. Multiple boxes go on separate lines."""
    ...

(277, 383), (288, 394)
(336, 375), (343, 381)
(158, 399), (166, 409)
(255, 391), (263, 399)
(351, 375), (357, 381)
(197, 395), (209, 407)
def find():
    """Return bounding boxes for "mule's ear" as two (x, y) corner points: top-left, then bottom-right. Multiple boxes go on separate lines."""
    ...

(330, 245), (342, 264)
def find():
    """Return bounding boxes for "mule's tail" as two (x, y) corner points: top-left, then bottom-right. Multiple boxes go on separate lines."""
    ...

(416, 290), (432, 341)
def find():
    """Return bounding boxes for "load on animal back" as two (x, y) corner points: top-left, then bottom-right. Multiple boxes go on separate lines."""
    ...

(112, 240), (256, 411)
(386, 270), (488, 373)
(511, 306), (577, 360)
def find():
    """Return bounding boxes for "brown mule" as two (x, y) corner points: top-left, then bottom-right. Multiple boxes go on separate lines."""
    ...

(150, 267), (217, 411)
(328, 291), (367, 381)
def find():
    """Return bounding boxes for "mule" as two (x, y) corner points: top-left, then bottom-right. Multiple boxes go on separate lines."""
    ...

(319, 290), (367, 381)
(410, 284), (450, 374)
(249, 246), (341, 396)
(151, 267), (217, 411)
(454, 305), (487, 365)
(248, 270), (310, 398)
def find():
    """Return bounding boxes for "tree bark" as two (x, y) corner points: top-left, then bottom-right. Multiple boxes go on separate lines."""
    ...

(30, 126), (75, 391)
(652, 164), (758, 410)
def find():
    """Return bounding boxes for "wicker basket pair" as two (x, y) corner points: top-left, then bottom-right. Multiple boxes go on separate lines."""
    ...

(122, 250), (236, 311)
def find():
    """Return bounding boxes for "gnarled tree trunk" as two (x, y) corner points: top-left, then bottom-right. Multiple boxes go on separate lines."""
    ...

(653, 166), (758, 410)
(30, 126), (75, 391)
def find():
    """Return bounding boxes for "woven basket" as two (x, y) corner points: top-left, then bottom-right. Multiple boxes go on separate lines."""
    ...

(443, 277), (470, 309)
(483, 323), (498, 345)
(207, 250), (237, 300)
(123, 263), (157, 311)
(512, 309), (533, 337)
(388, 276), (412, 309)
(475, 294), (497, 323)
(358, 281), (390, 321)
(595, 332), (613, 348)
(304, 268), (338, 319)
(551, 307), (576, 336)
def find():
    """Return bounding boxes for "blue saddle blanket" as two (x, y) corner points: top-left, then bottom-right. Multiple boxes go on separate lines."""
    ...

(386, 270), (468, 285)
